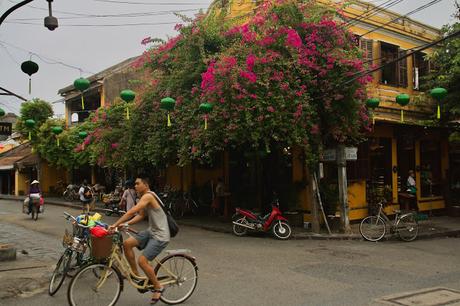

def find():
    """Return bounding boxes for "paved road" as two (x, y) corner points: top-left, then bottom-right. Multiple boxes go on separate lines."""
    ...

(1, 199), (460, 306)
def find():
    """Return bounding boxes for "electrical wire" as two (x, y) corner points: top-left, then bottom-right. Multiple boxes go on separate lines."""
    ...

(7, 8), (205, 21)
(0, 40), (94, 75)
(359, 0), (444, 37)
(345, 0), (406, 28)
(5, 20), (179, 27)
(92, 0), (211, 5)
(0, 42), (20, 65)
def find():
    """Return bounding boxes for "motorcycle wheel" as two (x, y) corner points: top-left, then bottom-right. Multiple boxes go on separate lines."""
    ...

(63, 191), (72, 202)
(232, 214), (248, 237)
(32, 205), (38, 221)
(272, 221), (291, 240)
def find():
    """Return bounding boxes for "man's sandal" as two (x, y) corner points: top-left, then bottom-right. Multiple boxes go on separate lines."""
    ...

(150, 287), (165, 305)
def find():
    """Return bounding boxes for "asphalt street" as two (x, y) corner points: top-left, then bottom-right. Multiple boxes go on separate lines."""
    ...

(1, 199), (460, 306)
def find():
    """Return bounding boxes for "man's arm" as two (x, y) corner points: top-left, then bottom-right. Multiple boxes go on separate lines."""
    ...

(110, 193), (153, 229)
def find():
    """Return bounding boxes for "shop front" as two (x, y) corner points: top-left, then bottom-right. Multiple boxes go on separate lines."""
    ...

(345, 123), (449, 220)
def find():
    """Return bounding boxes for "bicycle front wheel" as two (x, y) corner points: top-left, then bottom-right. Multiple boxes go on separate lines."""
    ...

(396, 214), (418, 242)
(67, 263), (123, 306)
(155, 254), (198, 305)
(360, 216), (386, 242)
(48, 249), (72, 296)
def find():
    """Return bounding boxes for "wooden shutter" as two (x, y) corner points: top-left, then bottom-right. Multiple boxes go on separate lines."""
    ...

(359, 38), (373, 65)
(398, 49), (408, 88)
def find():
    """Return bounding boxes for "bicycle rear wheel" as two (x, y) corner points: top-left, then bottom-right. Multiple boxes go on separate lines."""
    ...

(396, 214), (418, 242)
(67, 263), (122, 306)
(48, 249), (72, 296)
(359, 216), (386, 242)
(154, 254), (198, 305)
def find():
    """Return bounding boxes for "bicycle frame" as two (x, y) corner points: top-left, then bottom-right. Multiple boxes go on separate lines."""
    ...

(95, 236), (179, 291)
(375, 203), (416, 231)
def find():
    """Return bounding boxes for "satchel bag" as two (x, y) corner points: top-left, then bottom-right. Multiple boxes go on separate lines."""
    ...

(150, 191), (179, 238)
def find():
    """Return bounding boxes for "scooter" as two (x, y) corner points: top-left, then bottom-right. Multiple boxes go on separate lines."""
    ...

(232, 198), (292, 240)
(103, 199), (126, 216)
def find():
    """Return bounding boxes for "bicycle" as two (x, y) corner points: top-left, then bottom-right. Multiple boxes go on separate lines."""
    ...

(67, 224), (198, 306)
(359, 200), (419, 242)
(49, 212), (92, 296)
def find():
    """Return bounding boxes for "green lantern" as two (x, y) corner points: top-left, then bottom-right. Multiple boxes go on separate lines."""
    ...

(160, 97), (176, 127)
(0, 108), (5, 117)
(396, 94), (410, 123)
(51, 126), (63, 146)
(25, 119), (36, 140)
(74, 78), (90, 110)
(120, 89), (136, 120)
(366, 98), (380, 125)
(199, 103), (213, 130)
(430, 87), (447, 119)
(21, 60), (39, 94)
(78, 131), (88, 149)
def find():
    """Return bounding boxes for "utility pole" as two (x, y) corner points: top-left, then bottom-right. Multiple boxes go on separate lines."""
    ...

(337, 145), (351, 233)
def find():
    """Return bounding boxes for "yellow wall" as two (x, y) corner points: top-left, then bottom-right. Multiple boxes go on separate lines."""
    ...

(15, 170), (28, 196)
(40, 161), (67, 195)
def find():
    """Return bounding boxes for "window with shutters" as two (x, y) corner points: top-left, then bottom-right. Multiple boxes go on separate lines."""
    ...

(380, 42), (399, 86)
(380, 42), (407, 88)
(413, 52), (430, 90)
(359, 38), (373, 66)
(398, 49), (408, 87)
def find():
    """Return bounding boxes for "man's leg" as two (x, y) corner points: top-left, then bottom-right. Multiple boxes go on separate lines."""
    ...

(138, 255), (163, 301)
(123, 237), (141, 277)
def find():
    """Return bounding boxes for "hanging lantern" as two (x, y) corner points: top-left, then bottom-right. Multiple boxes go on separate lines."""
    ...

(395, 94), (410, 123)
(0, 108), (5, 117)
(160, 97), (176, 127)
(51, 126), (63, 146)
(21, 60), (39, 95)
(78, 131), (88, 149)
(199, 103), (213, 130)
(74, 78), (90, 110)
(25, 119), (36, 140)
(366, 98), (380, 125)
(430, 87), (447, 120)
(120, 89), (136, 120)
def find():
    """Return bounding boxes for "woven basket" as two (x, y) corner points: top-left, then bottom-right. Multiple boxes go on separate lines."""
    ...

(91, 235), (114, 259)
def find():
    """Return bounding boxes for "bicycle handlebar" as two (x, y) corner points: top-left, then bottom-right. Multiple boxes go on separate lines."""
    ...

(63, 212), (90, 229)
(112, 224), (139, 235)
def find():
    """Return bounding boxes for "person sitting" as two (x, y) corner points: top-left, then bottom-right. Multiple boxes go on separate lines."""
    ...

(28, 180), (41, 214)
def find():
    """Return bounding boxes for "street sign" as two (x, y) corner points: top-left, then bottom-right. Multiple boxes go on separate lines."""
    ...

(0, 122), (12, 136)
(322, 149), (336, 161)
(345, 147), (358, 160)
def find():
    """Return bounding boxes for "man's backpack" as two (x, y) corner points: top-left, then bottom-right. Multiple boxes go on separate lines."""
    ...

(83, 186), (92, 199)
(150, 191), (179, 238)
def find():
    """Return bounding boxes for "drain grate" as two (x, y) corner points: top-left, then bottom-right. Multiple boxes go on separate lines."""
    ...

(377, 287), (460, 306)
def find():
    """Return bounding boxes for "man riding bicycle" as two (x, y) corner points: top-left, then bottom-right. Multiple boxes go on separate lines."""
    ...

(109, 175), (170, 304)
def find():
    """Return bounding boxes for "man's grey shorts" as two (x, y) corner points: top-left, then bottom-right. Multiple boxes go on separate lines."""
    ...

(133, 230), (168, 261)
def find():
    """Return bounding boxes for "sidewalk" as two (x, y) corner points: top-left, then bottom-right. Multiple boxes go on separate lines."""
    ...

(2, 194), (460, 240)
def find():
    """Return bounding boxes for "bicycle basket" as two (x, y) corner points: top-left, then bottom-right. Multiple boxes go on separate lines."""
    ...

(90, 234), (114, 259)
(62, 229), (73, 248)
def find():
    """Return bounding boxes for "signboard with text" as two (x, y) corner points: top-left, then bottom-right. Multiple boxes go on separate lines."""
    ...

(0, 122), (12, 136)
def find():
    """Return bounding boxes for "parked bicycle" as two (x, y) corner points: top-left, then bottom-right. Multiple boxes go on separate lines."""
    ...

(49, 212), (92, 296)
(359, 200), (419, 242)
(67, 224), (198, 306)
(63, 184), (80, 202)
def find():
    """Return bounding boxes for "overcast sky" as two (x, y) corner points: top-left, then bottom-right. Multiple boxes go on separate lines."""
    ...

(0, 0), (458, 116)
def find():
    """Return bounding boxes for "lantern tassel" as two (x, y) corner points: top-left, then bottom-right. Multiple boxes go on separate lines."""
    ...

(57, 138), (60, 147)
(372, 113), (375, 125)
(167, 113), (171, 127)
(437, 104), (441, 119)
(204, 117), (208, 130)
(126, 106), (130, 120)
(81, 95), (85, 110)
(401, 109), (404, 123)
(28, 131), (31, 140)
(28, 78), (32, 95)
(82, 143), (85, 150)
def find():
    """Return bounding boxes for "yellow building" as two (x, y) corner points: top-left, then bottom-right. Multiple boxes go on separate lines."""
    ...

(205, 0), (446, 223)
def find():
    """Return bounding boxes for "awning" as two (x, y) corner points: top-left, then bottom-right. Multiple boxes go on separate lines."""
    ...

(0, 143), (37, 170)
(0, 156), (24, 170)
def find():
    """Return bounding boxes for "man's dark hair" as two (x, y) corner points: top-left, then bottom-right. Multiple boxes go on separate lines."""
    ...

(137, 175), (150, 187)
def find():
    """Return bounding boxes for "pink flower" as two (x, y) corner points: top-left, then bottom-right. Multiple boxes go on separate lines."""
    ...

(246, 54), (256, 71)
(286, 29), (302, 48)
(111, 143), (119, 149)
(310, 124), (320, 135)
(174, 23), (184, 31)
(240, 71), (257, 83)
(141, 37), (152, 45)
(191, 146), (198, 154)
(201, 62), (216, 90)
(267, 106), (275, 113)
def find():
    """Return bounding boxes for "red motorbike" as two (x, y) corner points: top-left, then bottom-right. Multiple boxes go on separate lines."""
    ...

(232, 198), (292, 240)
